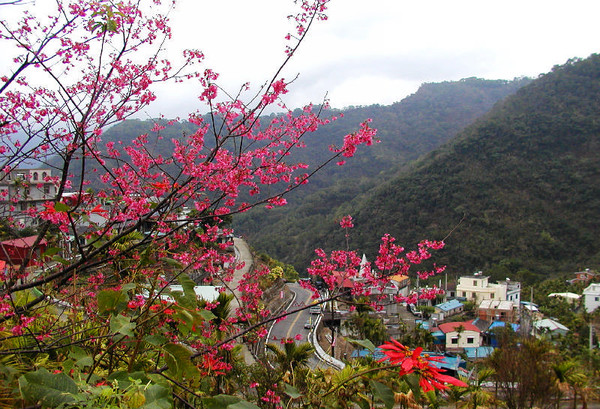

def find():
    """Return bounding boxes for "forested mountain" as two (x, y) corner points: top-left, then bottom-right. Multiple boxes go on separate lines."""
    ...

(252, 55), (600, 284)
(73, 76), (536, 279)
(233, 78), (530, 267)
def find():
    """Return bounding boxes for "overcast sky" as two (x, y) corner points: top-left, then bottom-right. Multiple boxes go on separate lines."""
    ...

(4, 0), (600, 118)
(148, 0), (600, 117)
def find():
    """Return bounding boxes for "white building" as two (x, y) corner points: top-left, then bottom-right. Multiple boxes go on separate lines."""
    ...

(456, 274), (508, 304)
(548, 292), (581, 304)
(0, 168), (56, 226)
(583, 283), (600, 313)
(498, 279), (521, 304)
(533, 318), (569, 337)
(437, 321), (482, 351)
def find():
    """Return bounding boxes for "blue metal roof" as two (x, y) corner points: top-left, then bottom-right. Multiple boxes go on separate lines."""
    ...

(435, 299), (464, 311)
(464, 347), (494, 359)
(488, 321), (520, 332)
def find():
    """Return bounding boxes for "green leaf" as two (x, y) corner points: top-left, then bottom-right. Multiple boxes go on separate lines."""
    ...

(110, 314), (135, 338)
(52, 255), (69, 265)
(202, 395), (260, 409)
(228, 401), (261, 409)
(121, 283), (137, 291)
(283, 383), (303, 399)
(91, 238), (107, 249)
(163, 258), (183, 269)
(348, 338), (377, 352)
(369, 380), (395, 409)
(199, 309), (217, 321)
(107, 19), (117, 32)
(42, 247), (62, 257)
(355, 395), (371, 409)
(54, 202), (70, 212)
(144, 334), (167, 346)
(19, 368), (78, 407)
(69, 346), (93, 368)
(97, 290), (126, 315)
(143, 383), (173, 409)
(163, 343), (199, 380)
(175, 273), (197, 308)
(107, 371), (148, 390)
(174, 309), (194, 335)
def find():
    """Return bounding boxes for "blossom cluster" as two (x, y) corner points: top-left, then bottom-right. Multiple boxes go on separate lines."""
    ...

(308, 225), (446, 303)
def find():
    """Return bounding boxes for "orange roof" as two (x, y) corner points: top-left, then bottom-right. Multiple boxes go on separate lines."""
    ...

(389, 274), (409, 282)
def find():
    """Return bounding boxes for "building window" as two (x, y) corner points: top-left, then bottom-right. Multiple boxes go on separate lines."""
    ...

(462, 291), (466, 297)
(20, 202), (27, 211)
(467, 337), (474, 344)
(473, 280), (477, 286)
(451, 337), (458, 344)
(44, 185), (50, 195)
(42, 172), (47, 179)
(33, 173), (38, 181)
(595, 297), (599, 302)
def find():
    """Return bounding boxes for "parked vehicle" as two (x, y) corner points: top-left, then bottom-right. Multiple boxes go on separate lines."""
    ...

(409, 303), (423, 317)
(309, 306), (321, 314)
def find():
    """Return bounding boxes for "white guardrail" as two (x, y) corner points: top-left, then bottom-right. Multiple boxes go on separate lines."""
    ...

(309, 314), (345, 370)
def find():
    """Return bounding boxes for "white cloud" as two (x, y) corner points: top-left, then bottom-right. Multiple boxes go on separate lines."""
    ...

(4, 0), (599, 118)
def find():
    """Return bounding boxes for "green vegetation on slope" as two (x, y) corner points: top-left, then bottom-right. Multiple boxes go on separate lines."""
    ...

(338, 55), (600, 282)
(234, 77), (530, 273)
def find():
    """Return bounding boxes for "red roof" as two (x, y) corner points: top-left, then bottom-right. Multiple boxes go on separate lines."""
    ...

(330, 271), (355, 288)
(0, 235), (47, 248)
(438, 321), (480, 334)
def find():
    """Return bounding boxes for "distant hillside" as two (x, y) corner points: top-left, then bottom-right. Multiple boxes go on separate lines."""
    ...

(277, 55), (600, 284)
(234, 78), (530, 267)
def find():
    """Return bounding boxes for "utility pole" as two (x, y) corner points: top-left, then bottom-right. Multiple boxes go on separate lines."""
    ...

(444, 270), (448, 302)
(590, 320), (594, 366)
(530, 287), (533, 304)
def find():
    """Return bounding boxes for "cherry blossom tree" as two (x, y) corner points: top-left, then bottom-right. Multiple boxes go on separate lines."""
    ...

(0, 0), (456, 407)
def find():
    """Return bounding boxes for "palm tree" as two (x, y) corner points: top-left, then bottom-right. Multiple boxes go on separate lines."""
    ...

(552, 360), (577, 409)
(266, 341), (314, 385)
(444, 380), (469, 409)
(455, 324), (466, 345)
(565, 368), (588, 409)
(464, 368), (496, 409)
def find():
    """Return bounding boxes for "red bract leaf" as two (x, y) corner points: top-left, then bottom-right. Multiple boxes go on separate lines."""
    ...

(435, 373), (468, 388)
(379, 340), (468, 393)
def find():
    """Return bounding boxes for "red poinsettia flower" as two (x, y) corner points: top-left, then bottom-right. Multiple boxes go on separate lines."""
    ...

(379, 339), (468, 391)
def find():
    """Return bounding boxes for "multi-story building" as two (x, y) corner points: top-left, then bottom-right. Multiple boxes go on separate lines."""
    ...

(498, 279), (521, 304)
(583, 283), (600, 313)
(456, 273), (508, 304)
(0, 168), (56, 226)
(478, 300), (516, 323)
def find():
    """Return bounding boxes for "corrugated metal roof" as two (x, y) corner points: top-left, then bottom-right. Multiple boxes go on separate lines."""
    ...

(435, 299), (463, 311)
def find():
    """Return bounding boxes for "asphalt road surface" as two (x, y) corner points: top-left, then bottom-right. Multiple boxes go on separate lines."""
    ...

(268, 282), (327, 368)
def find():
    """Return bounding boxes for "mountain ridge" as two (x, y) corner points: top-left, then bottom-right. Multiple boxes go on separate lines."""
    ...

(234, 77), (532, 271)
(328, 55), (600, 284)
